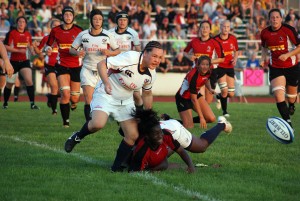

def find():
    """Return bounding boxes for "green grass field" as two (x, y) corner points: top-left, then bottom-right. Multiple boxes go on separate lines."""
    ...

(1, 101), (299, 201)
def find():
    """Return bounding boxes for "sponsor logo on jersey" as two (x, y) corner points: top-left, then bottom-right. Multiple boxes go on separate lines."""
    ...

(82, 38), (89, 43)
(207, 46), (211, 52)
(102, 39), (107, 43)
(16, 42), (28, 48)
(126, 36), (131, 40)
(125, 70), (133, 77)
(268, 45), (285, 51)
(59, 44), (72, 49)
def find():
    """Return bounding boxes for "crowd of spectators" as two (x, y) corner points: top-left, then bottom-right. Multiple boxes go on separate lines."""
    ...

(0, 0), (299, 73)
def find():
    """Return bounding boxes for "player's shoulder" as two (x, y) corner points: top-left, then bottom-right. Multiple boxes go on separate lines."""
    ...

(108, 27), (116, 33)
(126, 27), (138, 34)
(73, 24), (83, 31)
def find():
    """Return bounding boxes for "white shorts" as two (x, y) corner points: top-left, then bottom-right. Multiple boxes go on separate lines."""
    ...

(6, 73), (18, 84)
(90, 91), (135, 122)
(161, 119), (193, 148)
(80, 68), (100, 88)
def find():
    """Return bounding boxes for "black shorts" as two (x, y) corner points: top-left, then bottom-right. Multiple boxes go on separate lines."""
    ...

(175, 92), (202, 112)
(210, 68), (218, 89)
(269, 64), (300, 86)
(55, 64), (82, 82)
(11, 60), (31, 73)
(44, 64), (56, 76)
(217, 67), (235, 79)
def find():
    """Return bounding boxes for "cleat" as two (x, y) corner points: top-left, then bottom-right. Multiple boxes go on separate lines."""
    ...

(223, 112), (230, 118)
(218, 116), (232, 134)
(161, 113), (171, 120)
(289, 105), (295, 115)
(52, 111), (58, 115)
(216, 99), (221, 110)
(31, 104), (40, 110)
(70, 103), (77, 111)
(64, 132), (81, 153)
(14, 96), (18, 102)
(2, 103), (8, 109)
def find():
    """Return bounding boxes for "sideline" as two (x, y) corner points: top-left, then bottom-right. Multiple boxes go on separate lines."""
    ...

(1, 135), (220, 201)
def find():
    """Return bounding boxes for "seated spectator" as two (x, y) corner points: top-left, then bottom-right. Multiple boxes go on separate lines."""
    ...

(245, 18), (257, 38)
(0, 16), (10, 37)
(31, 0), (43, 10)
(172, 52), (191, 72)
(141, 0), (152, 14)
(187, 23), (198, 39)
(159, 16), (172, 34)
(246, 34), (259, 57)
(0, 3), (9, 20)
(108, 4), (118, 29)
(246, 52), (260, 69)
(172, 23), (187, 39)
(28, 11), (43, 36)
(276, 2), (285, 18)
(38, 4), (52, 26)
(132, 4), (146, 25)
(142, 13), (157, 47)
(166, 0), (179, 24)
(253, 1), (268, 24)
(157, 49), (172, 73)
(202, 0), (217, 17)
(53, 5), (63, 21)
(131, 19), (143, 38)
(169, 32), (186, 56)
(240, 0), (254, 19)
(155, 4), (165, 29)
(211, 17), (221, 36)
(285, 8), (300, 22)
(185, 4), (198, 29)
(117, 0), (130, 13)
(210, 5), (226, 22)
(128, 0), (137, 11)
(228, 4), (243, 26)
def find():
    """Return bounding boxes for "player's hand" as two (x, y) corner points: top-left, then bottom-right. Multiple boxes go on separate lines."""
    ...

(199, 117), (207, 129)
(78, 50), (86, 58)
(231, 59), (237, 66)
(3, 60), (14, 78)
(100, 49), (110, 57)
(278, 54), (288, 61)
(104, 83), (112, 95)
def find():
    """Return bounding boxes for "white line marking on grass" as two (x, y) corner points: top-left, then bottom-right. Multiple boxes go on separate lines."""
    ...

(1, 135), (220, 201)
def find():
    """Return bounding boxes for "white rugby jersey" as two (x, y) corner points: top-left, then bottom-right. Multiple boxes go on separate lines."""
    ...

(109, 27), (140, 52)
(95, 51), (156, 100)
(72, 29), (119, 70)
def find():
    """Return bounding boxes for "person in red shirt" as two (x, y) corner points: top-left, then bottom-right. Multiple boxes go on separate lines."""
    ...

(129, 109), (195, 173)
(3, 16), (39, 110)
(33, 19), (61, 115)
(214, 20), (239, 117)
(46, 6), (83, 127)
(175, 55), (215, 129)
(261, 9), (300, 128)
(183, 20), (224, 106)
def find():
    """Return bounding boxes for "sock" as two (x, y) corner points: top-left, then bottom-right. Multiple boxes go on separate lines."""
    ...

(60, 103), (70, 125)
(193, 116), (200, 123)
(26, 85), (35, 104)
(276, 101), (292, 127)
(14, 86), (20, 100)
(76, 121), (93, 139)
(50, 94), (58, 112)
(220, 95), (228, 113)
(135, 104), (143, 112)
(200, 123), (225, 144)
(111, 140), (133, 172)
(3, 87), (11, 105)
(84, 104), (91, 121)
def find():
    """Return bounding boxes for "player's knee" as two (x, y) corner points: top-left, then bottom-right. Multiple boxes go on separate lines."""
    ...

(206, 115), (216, 123)
(89, 119), (105, 131)
(272, 86), (285, 93)
(228, 88), (235, 97)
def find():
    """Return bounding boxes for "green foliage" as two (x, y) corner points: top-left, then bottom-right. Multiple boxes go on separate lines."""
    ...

(0, 101), (299, 201)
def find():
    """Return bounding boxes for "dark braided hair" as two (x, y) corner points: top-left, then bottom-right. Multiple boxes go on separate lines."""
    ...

(132, 109), (162, 150)
(143, 41), (163, 53)
(196, 55), (211, 66)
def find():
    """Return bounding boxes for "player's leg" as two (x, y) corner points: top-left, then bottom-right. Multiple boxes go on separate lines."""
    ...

(286, 64), (300, 116)
(13, 75), (20, 102)
(82, 85), (94, 121)
(46, 67), (59, 114)
(70, 67), (81, 111)
(57, 73), (71, 127)
(2, 76), (15, 109)
(194, 96), (216, 123)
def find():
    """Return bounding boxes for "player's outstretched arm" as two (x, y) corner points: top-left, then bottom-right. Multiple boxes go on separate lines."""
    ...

(0, 41), (14, 77)
(175, 146), (195, 173)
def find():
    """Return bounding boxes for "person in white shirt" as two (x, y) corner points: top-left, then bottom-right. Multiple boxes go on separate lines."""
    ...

(70, 9), (120, 121)
(64, 41), (163, 172)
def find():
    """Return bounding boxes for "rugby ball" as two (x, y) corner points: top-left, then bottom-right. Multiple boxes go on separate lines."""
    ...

(266, 117), (294, 144)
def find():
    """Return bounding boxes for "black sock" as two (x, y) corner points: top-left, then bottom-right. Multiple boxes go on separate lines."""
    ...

(26, 85), (35, 104)
(76, 121), (93, 139)
(220, 95), (228, 113)
(50, 94), (58, 112)
(276, 101), (292, 126)
(200, 123), (225, 144)
(14, 86), (20, 100)
(135, 104), (143, 111)
(193, 116), (200, 123)
(3, 87), (11, 105)
(111, 140), (133, 172)
(60, 103), (70, 125)
(84, 104), (91, 121)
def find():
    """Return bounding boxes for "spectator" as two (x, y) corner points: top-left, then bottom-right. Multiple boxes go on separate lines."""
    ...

(211, 17), (221, 36)
(117, 0), (130, 13)
(172, 23), (187, 39)
(0, 16), (10, 37)
(202, 0), (217, 17)
(245, 17), (257, 37)
(0, 3), (9, 20)
(240, 0), (254, 19)
(142, 13), (157, 47)
(166, 0), (179, 24)
(7, 3), (18, 26)
(246, 52), (260, 69)
(38, 4), (52, 26)
(276, 2), (285, 18)
(31, 0), (43, 10)
(187, 23), (198, 39)
(155, 4), (165, 29)
(223, 0), (233, 19)
(210, 5), (226, 22)
(185, 5), (198, 28)
(53, 5), (63, 20)
(246, 34), (259, 57)
(28, 11), (42, 36)
(141, 0), (152, 14)
(159, 16), (171, 34)
(253, 1), (268, 24)
(128, 0), (137, 11)
(131, 4), (146, 25)
(108, 4), (118, 29)
(228, 4), (243, 26)
(172, 52), (191, 72)
(131, 19), (143, 38)
(285, 8), (299, 22)
(157, 49), (172, 73)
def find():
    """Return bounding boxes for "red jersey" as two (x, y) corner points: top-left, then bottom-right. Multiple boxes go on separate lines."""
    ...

(214, 34), (238, 68)
(4, 29), (32, 61)
(46, 24), (83, 67)
(184, 37), (223, 68)
(129, 132), (180, 171)
(261, 24), (300, 68)
(38, 35), (58, 67)
(178, 67), (210, 99)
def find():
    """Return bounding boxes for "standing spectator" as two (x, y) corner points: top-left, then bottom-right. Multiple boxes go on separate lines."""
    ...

(260, 9), (300, 128)
(38, 4), (52, 26)
(3, 16), (39, 109)
(214, 20), (239, 117)
(28, 11), (42, 36)
(71, 9), (120, 121)
(64, 42), (164, 173)
(46, 6), (83, 127)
